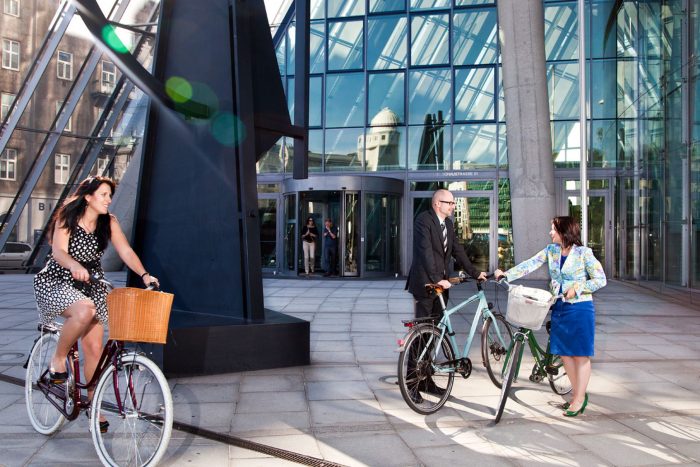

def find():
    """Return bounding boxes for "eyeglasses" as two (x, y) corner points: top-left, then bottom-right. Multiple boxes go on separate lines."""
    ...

(439, 200), (456, 206)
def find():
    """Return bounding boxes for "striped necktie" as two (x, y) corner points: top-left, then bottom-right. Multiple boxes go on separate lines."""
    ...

(441, 222), (447, 252)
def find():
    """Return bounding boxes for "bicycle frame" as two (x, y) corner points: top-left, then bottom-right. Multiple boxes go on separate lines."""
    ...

(502, 326), (558, 382)
(409, 281), (509, 374)
(34, 334), (130, 421)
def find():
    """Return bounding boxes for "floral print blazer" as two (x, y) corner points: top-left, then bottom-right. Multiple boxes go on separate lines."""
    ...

(504, 244), (607, 303)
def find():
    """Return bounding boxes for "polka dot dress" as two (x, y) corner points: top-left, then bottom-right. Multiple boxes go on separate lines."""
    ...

(34, 226), (109, 326)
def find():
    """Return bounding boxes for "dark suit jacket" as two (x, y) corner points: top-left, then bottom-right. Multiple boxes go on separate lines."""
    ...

(406, 210), (480, 299)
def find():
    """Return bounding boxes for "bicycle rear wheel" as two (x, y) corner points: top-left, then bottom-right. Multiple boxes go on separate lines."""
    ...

(91, 353), (173, 467)
(397, 325), (455, 415)
(25, 332), (65, 434)
(481, 313), (513, 388)
(547, 354), (573, 395)
(494, 338), (521, 424)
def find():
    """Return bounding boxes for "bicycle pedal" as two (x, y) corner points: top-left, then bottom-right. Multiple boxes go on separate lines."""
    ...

(545, 365), (559, 375)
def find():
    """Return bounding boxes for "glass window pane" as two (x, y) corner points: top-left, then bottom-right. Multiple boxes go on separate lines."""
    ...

(328, 20), (363, 70)
(326, 73), (365, 127)
(547, 62), (579, 119)
(639, 1), (662, 59)
(455, 67), (495, 121)
(275, 36), (286, 76)
(455, 0), (495, 6)
(286, 22), (295, 74)
(453, 9), (498, 66)
(498, 66), (505, 122)
(259, 199), (277, 268)
(408, 123), (450, 170)
(308, 129), (323, 172)
(367, 16), (408, 70)
(410, 0), (450, 10)
(452, 124), (497, 168)
(498, 123), (507, 167)
(364, 126), (405, 170)
(287, 77), (294, 119)
(590, 60), (616, 118)
(325, 128), (364, 171)
(618, 59), (637, 118)
(590, 0), (617, 58)
(370, 0), (406, 13)
(310, 0), (325, 19)
(310, 22), (326, 73)
(328, 0), (364, 17)
(639, 59), (662, 118)
(409, 68), (451, 124)
(368, 72), (405, 125)
(552, 121), (581, 168)
(309, 76), (322, 127)
(544, 3), (578, 61)
(256, 137), (286, 173)
(411, 14), (450, 66)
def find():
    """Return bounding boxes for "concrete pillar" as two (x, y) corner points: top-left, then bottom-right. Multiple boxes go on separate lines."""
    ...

(497, 0), (556, 278)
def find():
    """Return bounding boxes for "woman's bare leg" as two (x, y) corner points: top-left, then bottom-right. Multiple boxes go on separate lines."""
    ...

(560, 356), (578, 404)
(50, 300), (96, 373)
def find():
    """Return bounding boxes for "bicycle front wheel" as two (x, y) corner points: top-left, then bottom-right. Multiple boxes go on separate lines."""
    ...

(25, 332), (65, 434)
(397, 325), (455, 415)
(547, 354), (573, 395)
(91, 353), (173, 467)
(494, 338), (521, 424)
(481, 313), (513, 388)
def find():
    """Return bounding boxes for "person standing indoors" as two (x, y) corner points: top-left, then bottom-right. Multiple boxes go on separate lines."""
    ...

(322, 218), (338, 276)
(301, 217), (318, 276)
(495, 216), (606, 417)
(406, 189), (488, 318)
(33, 176), (158, 432)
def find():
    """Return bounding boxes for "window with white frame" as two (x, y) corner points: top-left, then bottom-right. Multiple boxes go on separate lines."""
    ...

(56, 50), (72, 80)
(2, 39), (19, 70)
(1, 92), (15, 121)
(101, 61), (116, 93)
(54, 153), (70, 184)
(56, 101), (72, 132)
(3, 0), (19, 16)
(0, 148), (17, 180)
(95, 155), (109, 175)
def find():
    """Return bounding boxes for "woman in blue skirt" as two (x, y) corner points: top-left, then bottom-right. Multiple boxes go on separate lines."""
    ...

(495, 216), (606, 417)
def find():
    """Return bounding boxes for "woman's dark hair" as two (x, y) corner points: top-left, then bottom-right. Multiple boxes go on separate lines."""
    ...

(48, 176), (116, 250)
(552, 216), (582, 249)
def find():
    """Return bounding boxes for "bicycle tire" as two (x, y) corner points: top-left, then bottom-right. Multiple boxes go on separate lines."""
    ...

(397, 324), (455, 415)
(547, 354), (573, 395)
(481, 313), (513, 388)
(91, 353), (173, 467)
(494, 338), (521, 424)
(25, 332), (66, 434)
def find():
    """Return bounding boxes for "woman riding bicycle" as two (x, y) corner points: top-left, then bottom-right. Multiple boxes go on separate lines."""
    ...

(33, 176), (158, 426)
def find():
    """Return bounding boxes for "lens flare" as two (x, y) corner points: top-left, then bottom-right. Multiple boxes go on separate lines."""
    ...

(211, 112), (245, 146)
(101, 25), (129, 54)
(165, 77), (193, 104)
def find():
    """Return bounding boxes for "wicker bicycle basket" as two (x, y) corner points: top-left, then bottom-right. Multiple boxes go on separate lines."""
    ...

(107, 288), (174, 344)
(505, 284), (555, 331)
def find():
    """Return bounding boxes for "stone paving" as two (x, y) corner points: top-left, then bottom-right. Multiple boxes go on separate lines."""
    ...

(1, 272), (700, 466)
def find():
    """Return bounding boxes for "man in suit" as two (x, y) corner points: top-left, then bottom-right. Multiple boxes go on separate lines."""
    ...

(404, 189), (487, 403)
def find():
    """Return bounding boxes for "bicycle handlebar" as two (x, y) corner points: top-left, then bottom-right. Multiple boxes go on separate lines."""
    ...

(84, 273), (160, 292)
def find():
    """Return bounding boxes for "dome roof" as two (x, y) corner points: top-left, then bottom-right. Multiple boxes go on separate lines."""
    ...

(370, 107), (400, 128)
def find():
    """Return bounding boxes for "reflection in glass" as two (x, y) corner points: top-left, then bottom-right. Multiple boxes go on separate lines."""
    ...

(275, 36), (285, 76)
(310, 22), (326, 73)
(453, 196), (491, 273)
(257, 137), (286, 173)
(590, 0), (617, 58)
(410, 0), (450, 10)
(325, 128), (363, 171)
(328, 0), (364, 18)
(639, 59), (662, 118)
(286, 22), (295, 74)
(544, 4), (578, 61)
(455, 0), (495, 5)
(498, 179), (514, 270)
(362, 124), (405, 171)
(310, 0), (325, 19)
(365, 194), (400, 273)
(453, 9), (498, 66)
(326, 73), (365, 127)
(284, 194), (297, 271)
(639, 1), (662, 59)
(344, 192), (360, 275)
(552, 121), (581, 167)
(259, 199), (277, 268)
(309, 76), (322, 127)
(453, 124), (497, 169)
(308, 129), (323, 172)
(370, 0), (406, 13)
(328, 20), (363, 70)
(590, 59), (638, 119)
(368, 72), (405, 124)
(498, 124), (507, 167)
(454, 67), (495, 121)
(408, 122), (450, 170)
(568, 195), (606, 270)
(408, 68), (451, 124)
(411, 14), (449, 66)
(367, 16), (408, 70)
(547, 62), (579, 119)
(287, 77), (294, 120)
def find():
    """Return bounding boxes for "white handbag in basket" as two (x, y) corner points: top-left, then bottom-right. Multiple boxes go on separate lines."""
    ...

(505, 284), (558, 330)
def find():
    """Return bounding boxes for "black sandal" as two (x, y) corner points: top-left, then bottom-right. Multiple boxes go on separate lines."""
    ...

(48, 368), (68, 383)
(86, 410), (109, 433)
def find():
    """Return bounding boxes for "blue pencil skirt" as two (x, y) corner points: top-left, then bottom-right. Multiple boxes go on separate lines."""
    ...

(549, 299), (595, 357)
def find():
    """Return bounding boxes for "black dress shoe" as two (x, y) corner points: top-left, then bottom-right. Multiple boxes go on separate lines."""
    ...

(48, 368), (68, 383)
(421, 380), (447, 396)
(408, 385), (424, 404)
(99, 420), (110, 433)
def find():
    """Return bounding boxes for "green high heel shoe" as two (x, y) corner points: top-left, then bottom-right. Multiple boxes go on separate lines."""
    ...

(563, 393), (588, 417)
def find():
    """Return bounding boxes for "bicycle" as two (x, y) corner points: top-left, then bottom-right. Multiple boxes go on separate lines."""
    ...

(491, 279), (572, 423)
(396, 273), (513, 414)
(24, 276), (174, 466)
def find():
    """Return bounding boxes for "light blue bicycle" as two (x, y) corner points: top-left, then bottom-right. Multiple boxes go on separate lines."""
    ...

(397, 273), (513, 414)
